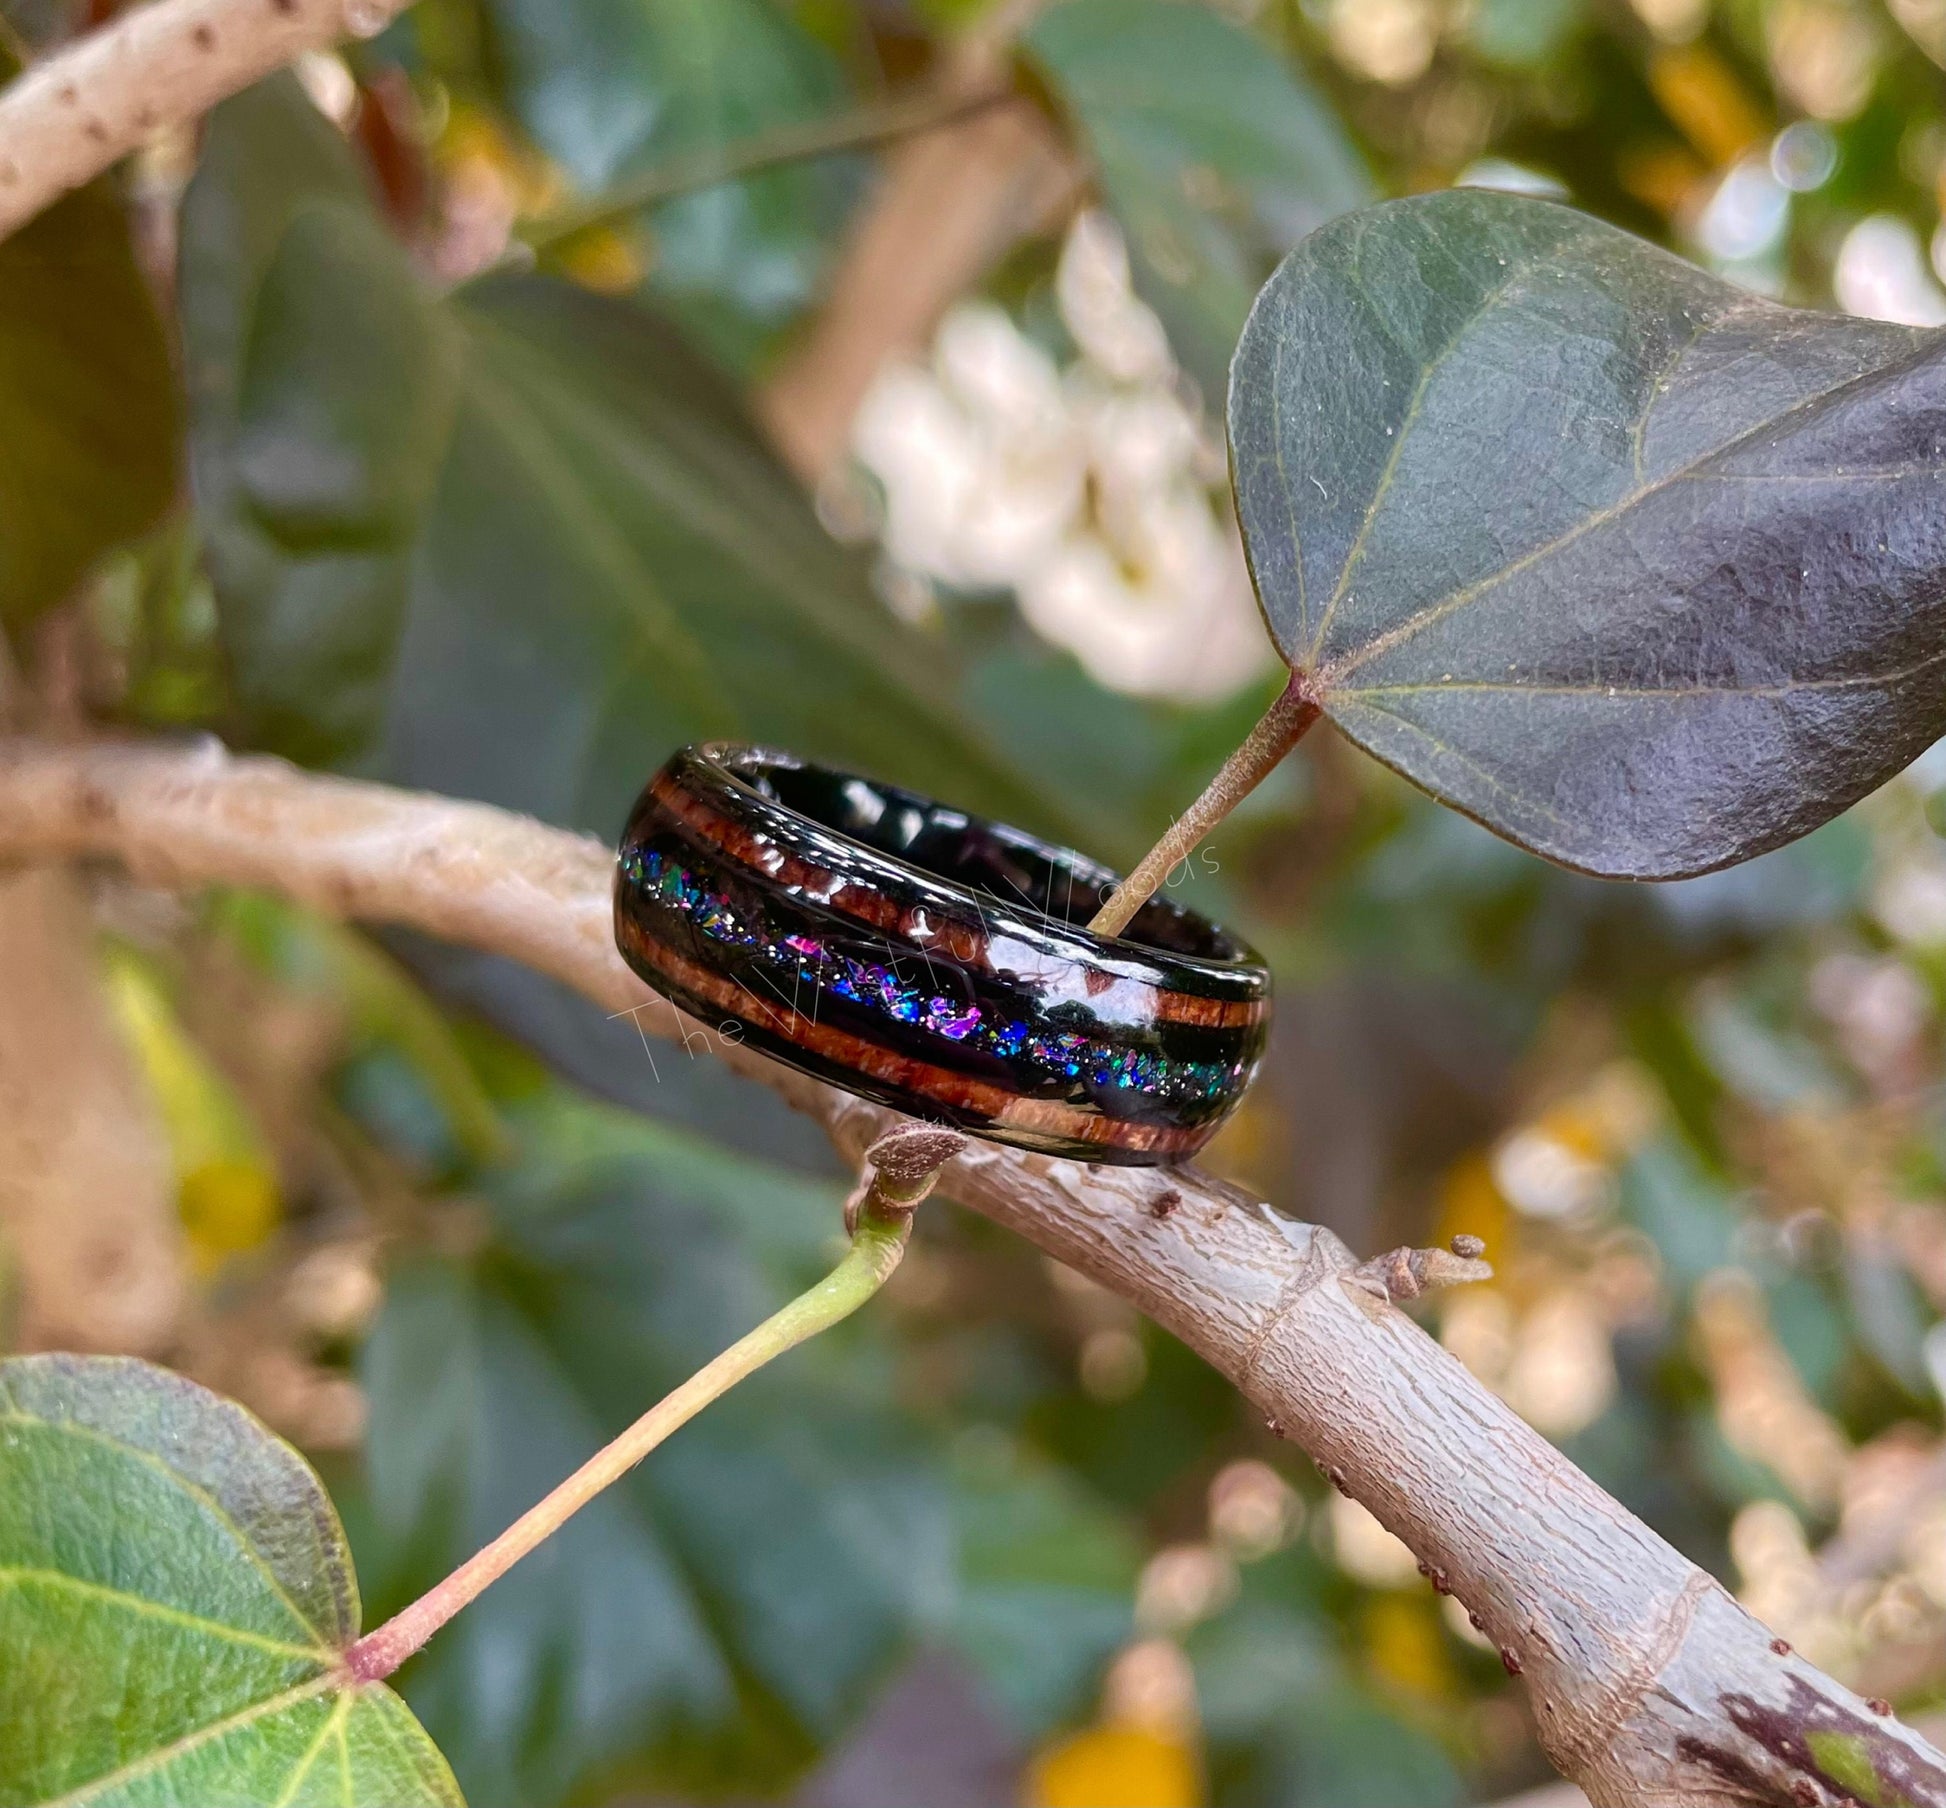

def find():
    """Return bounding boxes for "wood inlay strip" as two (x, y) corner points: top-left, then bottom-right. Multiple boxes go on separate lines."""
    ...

(644, 778), (1266, 1030)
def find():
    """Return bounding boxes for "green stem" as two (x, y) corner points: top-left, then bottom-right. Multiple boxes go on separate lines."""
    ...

(519, 82), (1014, 258)
(343, 1212), (911, 1683)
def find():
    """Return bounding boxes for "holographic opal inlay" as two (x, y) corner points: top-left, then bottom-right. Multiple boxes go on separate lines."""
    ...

(622, 845), (1244, 1106)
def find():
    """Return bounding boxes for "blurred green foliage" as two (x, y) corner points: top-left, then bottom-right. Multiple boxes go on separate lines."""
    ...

(1023, 0), (1373, 395)
(0, 25), (175, 632)
(12, 0), (1946, 1802)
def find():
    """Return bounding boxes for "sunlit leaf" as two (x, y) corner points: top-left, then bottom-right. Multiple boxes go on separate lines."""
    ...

(101, 948), (281, 1268)
(1231, 188), (1946, 878)
(1027, 1723), (1202, 1808)
(0, 1353), (459, 1806)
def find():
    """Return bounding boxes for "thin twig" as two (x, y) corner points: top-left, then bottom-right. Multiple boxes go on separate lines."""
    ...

(1088, 674), (1319, 938)
(1349, 1235), (1494, 1302)
(0, 0), (414, 247)
(518, 82), (1016, 258)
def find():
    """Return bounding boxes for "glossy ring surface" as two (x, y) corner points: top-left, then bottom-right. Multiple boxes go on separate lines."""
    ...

(613, 744), (1271, 1165)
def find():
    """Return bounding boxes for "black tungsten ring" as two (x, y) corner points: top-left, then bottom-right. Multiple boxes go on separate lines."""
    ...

(612, 745), (1271, 1166)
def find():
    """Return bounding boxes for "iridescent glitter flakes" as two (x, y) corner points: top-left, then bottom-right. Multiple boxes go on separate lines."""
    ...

(622, 844), (1243, 1107)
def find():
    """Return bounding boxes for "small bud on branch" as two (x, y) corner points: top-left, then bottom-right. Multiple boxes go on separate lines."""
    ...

(1349, 1239), (1494, 1303)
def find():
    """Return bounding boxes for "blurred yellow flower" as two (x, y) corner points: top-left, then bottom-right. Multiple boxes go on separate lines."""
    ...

(102, 949), (280, 1271)
(1362, 1593), (1455, 1703)
(1649, 45), (1769, 165)
(1027, 1725), (1202, 1808)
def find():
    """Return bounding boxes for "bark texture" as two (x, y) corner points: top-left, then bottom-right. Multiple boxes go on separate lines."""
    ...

(0, 733), (1939, 1808)
(0, 0), (412, 244)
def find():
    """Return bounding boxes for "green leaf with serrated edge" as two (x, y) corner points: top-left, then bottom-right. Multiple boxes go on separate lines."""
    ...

(1025, 0), (1371, 401)
(1230, 188), (1946, 880)
(0, 1353), (460, 1807)
(181, 76), (1071, 846)
(0, 27), (177, 632)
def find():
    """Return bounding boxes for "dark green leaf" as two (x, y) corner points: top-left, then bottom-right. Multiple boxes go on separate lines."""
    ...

(181, 78), (1066, 842)
(480, 0), (834, 188)
(1025, 0), (1372, 399)
(1841, 1243), (1933, 1397)
(1619, 1137), (1736, 1290)
(944, 1439), (1137, 1737)
(1765, 1270), (1850, 1405)
(180, 77), (457, 764)
(0, 30), (177, 632)
(1231, 189), (1946, 879)
(0, 1353), (459, 1806)
(406, 274), (1055, 833)
(1187, 1553), (1462, 1808)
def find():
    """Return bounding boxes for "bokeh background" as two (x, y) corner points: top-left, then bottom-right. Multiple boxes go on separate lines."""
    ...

(8, 0), (1946, 1803)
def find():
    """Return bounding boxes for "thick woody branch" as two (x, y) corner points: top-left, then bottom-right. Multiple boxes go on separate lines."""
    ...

(0, 0), (412, 245)
(0, 733), (1939, 1808)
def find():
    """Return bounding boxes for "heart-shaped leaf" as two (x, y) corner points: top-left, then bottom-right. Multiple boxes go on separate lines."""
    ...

(0, 1353), (460, 1806)
(1229, 188), (1946, 878)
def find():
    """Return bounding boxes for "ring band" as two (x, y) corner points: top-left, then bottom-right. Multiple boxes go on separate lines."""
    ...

(613, 745), (1271, 1165)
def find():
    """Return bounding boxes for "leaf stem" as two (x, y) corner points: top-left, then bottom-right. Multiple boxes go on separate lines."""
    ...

(518, 82), (1016, 258)
(1088, 674), (1319, 939)
(342, 1211), (912, 1683)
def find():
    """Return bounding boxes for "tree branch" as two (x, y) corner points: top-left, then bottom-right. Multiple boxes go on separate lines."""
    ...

(0, 650), (183, 1357)
(0, 732), (1937, 1808)
(0, 0), (412, 246)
